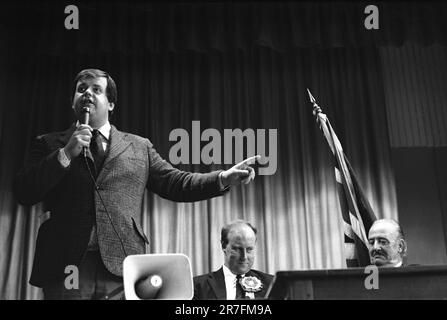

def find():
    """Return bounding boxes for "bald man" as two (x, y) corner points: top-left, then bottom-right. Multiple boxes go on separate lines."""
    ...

(193, 220), (273, 300)
(368, 219), (408, 267)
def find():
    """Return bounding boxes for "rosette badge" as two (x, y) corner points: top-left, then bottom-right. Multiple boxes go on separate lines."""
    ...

(239, 276), (263, 292)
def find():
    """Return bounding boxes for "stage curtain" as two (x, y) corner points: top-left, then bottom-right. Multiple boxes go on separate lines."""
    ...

(380, 44), (447, 147)
(6, 1), (446, 299)
(5, 2), (447, 54)
(0, 45), (398, 299)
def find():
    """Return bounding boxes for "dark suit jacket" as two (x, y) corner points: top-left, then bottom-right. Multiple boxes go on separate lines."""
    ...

(14, 124), (226, 287)
(193, 267), (274, 300)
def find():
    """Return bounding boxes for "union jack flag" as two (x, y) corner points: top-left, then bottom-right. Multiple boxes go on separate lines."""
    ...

(308, 89), (377, 267)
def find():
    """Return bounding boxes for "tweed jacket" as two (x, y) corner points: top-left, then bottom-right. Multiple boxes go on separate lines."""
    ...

(14, 124), (226, 287)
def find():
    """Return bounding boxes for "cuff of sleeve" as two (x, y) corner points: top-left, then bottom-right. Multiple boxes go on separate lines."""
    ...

(218, 171), (229, 191)
(58, 148), (71, 168)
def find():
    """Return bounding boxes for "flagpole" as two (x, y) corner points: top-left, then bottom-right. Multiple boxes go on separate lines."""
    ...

(307, 89), (335, 155)
(306, 88), (375, 267)
(307, 88), (326, 125)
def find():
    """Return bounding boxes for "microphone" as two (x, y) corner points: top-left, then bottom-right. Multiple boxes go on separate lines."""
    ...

(80, 106), (90, 157)
(134, 274), (163, 299)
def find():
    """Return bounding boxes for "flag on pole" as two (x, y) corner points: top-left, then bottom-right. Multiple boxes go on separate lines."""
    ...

(307, 89), (377, 267)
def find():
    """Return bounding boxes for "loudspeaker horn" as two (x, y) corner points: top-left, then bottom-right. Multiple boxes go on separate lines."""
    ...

(123, 253), (193, 300)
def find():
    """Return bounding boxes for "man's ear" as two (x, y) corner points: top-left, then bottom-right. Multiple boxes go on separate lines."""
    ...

(221, 241), (228, 253)
(108, 102), (115, 112)
(398, 239), (408, 256)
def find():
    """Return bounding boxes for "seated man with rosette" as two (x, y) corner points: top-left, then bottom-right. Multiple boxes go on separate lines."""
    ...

(193, 220), (273, 300)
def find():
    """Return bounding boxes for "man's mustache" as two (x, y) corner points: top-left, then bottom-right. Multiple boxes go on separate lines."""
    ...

(371, 249), (387, 258)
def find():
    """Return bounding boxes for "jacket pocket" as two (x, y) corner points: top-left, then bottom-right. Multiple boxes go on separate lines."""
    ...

(131, 216), (149, 244)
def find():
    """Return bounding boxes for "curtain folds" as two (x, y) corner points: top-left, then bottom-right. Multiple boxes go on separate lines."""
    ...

(1, 45), (397, 299)
(380, 44), (447, 147)
(4, 2), (447, 56)
(4, 1), (443, 299)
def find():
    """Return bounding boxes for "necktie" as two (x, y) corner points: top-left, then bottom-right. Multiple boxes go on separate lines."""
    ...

(90, 129), (106, 173)
(235, 274), (245, 299)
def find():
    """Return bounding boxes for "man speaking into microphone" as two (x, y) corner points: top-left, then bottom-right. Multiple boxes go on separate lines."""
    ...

(13, 69), (259, 300)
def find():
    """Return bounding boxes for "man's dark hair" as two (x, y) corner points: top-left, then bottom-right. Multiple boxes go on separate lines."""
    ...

(221, 220), (257, 249)
(73, 69), (117, 117)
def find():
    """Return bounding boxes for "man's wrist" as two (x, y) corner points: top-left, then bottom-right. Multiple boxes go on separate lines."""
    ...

(58, 148), (71, 168)
(218, 171), (229, 190)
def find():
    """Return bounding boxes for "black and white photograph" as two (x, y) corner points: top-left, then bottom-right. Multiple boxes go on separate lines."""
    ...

(1, 0), (447, 310)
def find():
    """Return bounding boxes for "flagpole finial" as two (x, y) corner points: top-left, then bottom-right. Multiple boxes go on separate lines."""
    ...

(307, 88), (315, 104)
(307, 88), (323, 118)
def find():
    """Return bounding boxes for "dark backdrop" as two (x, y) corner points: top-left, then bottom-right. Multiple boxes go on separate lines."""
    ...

(1, 1), (446, 299)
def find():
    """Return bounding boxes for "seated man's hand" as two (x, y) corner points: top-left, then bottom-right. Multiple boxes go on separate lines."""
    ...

(221, 155), (261, 187)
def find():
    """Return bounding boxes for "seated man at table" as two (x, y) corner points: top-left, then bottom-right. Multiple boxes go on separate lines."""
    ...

(193, 220), (273, 299)
(368, 219), (408, 267)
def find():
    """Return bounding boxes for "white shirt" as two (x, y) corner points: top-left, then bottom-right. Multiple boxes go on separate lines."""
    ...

(58, 121), (111, 167)
(222, 265), (245, 300)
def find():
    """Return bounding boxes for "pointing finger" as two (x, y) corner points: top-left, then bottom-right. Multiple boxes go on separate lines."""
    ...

(235, 155), (261, 168)
(234, 169), (250, 177)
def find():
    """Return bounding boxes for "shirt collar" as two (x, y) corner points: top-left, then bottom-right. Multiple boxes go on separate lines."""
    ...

(96, 121), (111, 141)
(394, 261), (403, 267)
(223, 265), (245, 279)
(75, 121), (111, 141)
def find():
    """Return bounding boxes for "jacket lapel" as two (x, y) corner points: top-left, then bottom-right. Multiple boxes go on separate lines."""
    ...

(245, 270), (268, 299)
(96, 125), (131, 182)
(207, 268), (227, 299)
